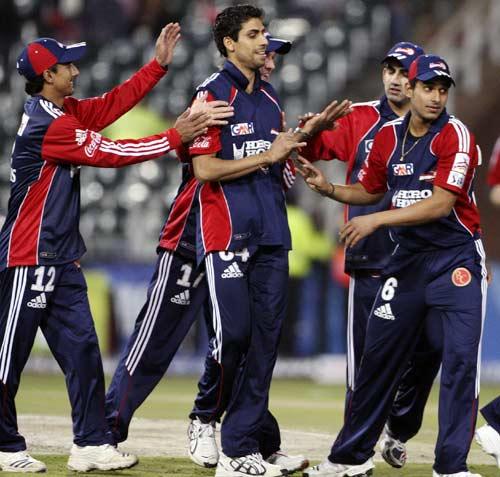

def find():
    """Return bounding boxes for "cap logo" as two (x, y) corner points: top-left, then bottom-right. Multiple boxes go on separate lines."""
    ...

(429, 62), (446, 69)
(395, 47), (415, 55)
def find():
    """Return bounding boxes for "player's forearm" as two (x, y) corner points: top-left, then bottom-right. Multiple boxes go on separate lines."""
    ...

(325, 182), (382, 205)
(192, 152), (273, 182)
(374, 195), (454, 228)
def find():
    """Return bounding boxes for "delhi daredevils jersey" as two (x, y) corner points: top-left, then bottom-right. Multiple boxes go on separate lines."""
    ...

(0, 59), (182, 270)
(189, 60), (291, 255)
(359, 110), (481, 250)
(487, 137), (500, 186)
(300, 97), (398, 272)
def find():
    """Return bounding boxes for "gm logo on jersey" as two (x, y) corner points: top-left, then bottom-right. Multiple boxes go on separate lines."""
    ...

(392, 163), (414, 176)
(231, 122), (255, 136)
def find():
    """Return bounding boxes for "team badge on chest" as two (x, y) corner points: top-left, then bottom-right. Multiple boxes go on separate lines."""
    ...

(451, 267), (472, 287)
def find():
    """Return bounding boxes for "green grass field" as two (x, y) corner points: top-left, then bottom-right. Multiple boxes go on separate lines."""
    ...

(14, 373), (500, 476)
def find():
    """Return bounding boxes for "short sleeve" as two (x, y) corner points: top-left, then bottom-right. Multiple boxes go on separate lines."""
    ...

(434, 122), (477, 194)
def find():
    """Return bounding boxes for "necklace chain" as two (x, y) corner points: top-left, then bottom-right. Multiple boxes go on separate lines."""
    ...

(400, 124), (422, 161)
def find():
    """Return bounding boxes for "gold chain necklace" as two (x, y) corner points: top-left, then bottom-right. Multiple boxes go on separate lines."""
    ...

(400, 124), (422, 161)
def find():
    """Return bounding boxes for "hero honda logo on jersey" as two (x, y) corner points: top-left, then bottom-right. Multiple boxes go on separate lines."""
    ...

(231, 122), (254, 136)
(233, 139), (271, 160)
(392, 163), (414, 176)
(392, 189), (432, 208)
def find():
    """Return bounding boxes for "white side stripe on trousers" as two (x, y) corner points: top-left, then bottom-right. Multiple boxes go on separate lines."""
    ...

(205, 254), (223, 363)
(125, 252), (173, 375)
(347, 275), (356, 390)
(475, 239), (488, 398)
(0, 267), (27, 384)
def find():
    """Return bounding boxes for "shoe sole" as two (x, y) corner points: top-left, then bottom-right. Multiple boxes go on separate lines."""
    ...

(67, 459), (138, 472)
(0, 467), (46, 474)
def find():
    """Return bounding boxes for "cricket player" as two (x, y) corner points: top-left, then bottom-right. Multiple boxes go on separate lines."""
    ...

(298, 42), (443, 468)
(188, 5), (349, 476)
(187, 35), (307, 474)
(300, 55), (485, 477)
(0, 25), (216, 473)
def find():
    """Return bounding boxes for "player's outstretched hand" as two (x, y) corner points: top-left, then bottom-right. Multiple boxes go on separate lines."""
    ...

(155, 23), (181, 67)
(266, 130), (306, 164)
(191, 93), (234, 126)
(302, 99), (353, 136)
(295, 156), (331, 196)
(174, 109), (210, 143)
(340, 216), (379, 248)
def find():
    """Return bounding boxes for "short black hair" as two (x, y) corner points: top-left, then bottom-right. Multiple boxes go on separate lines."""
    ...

(24, 64), (59, 96)
(213, 4), (264, 57)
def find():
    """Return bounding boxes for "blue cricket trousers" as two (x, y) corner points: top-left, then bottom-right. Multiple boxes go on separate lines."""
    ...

(346, 271), (443, 441)
(0, 263), (108, 450)
(202, 246), (288, 457)
(192, 319), (282, 458)
(331, 240), (486, 474)
(105, 249), (207, 444)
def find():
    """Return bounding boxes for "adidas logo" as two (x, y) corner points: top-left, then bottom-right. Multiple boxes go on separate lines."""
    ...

(27, 293), (47, 309)
(374, 303), (395, 320)
(171, 290), (190, 305)
(221, 262), (244, 279)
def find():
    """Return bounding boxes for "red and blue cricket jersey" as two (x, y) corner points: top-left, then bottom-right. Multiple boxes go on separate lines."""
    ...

(359, 110), (481, 249)
(300, 96), (398, 272)
(188, 60), (291, 256)
(0, 59), (182, 270)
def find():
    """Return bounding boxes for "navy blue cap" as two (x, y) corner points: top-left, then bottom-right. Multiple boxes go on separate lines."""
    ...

(408, 54), (455, 86)
(382, 41), (425, 70)
(17, 38), (86, 80)
(265, 33), (292, 55)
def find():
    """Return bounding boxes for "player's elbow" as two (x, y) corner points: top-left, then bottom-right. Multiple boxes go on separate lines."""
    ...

(432, 199), (454, 219)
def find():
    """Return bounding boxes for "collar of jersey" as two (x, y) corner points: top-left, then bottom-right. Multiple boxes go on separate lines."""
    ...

(379, 95), (399, 120)
(399, 108), (450, 137)
(223, 60), (262, 92)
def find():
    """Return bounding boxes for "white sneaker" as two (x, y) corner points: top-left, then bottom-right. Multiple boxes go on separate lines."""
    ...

(215, 452), (284, 477)
(379, 426), (407, 468)
(303, 458), (374, 477)
(67, 443), (138, 472)
(188, 418), (219, 467)
(266, 451), (309, 473)
(0, 451), (46, 473)
(432, 471), (482, 477)
(475, 424), (500, 467)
